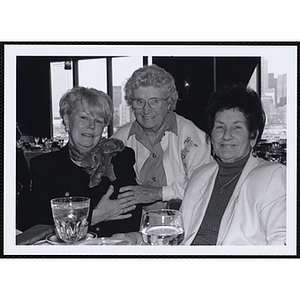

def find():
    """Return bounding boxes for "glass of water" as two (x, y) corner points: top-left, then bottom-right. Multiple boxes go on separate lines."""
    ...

(140, 209), (184, 245)
(50, 197), (90, 245)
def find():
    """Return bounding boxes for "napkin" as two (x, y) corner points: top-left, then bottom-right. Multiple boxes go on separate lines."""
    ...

(78, 237), (132, 245)
(16, 224), (54, 245)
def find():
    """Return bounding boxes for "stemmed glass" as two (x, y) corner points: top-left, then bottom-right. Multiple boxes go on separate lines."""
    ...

(50, 197), (90, 245)
(34, 136), (39, 145)
(41, 137), (47, 150)
(45, 139), (53, 151)
(140, 209), (184, 245)
(58, 139), (64, 148)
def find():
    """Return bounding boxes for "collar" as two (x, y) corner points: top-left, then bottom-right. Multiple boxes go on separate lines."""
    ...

(128, 111), (178, 140)
(68, 138), (125, 188)
(216, 152), (251, 175)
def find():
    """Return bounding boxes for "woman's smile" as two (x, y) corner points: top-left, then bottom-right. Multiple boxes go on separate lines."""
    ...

(141, 115), (155, 120)
(133, 86), (169, 133)
(81, 132), (94, 138)
(220, 143), (236, 148)
(211, 109), (254, 163)
(64, 100), (106, 152)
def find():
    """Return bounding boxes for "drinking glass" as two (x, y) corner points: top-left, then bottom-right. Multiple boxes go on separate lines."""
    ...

(58, 139), (64, 148)
(50, 197), (90, 245)
(34, 136), (39, 145)
(140, 209), (184, 245)
(45, 139), (53, 151)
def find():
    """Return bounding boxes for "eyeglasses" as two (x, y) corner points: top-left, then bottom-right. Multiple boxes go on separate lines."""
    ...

(131, 97), (168, 110)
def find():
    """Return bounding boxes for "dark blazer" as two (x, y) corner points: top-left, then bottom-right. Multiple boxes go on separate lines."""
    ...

(29, 144), (142, 237)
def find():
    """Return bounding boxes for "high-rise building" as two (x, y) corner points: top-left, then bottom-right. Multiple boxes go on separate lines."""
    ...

(116, 81), (134, 130)
(261, 58), (269, 95)
(260, 57), (287, 141)
(112, 86), (122, 129)
(277, 74), (287, 107)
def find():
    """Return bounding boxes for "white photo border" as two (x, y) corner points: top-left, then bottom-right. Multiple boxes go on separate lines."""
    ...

(3, 43), (298, 257)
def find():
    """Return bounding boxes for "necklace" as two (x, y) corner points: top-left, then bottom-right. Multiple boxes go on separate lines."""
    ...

(218, 171), (242, 194)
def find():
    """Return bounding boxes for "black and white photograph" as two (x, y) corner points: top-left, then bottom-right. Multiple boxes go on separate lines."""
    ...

(3, 43), (297, 257)
(1, 2), (299, 299)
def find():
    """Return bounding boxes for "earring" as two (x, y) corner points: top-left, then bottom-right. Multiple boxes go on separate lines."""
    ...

(65, 126), (69, 132)
(251, 145), (257, 157)
(251, 150), (257, 157)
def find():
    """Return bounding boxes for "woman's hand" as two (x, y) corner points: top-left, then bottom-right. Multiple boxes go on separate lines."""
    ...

(91, 185), (137, 225)
(118, 184), (162, 205)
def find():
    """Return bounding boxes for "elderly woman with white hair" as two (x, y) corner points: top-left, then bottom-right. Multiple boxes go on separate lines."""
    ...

(114, 64), (212, 211)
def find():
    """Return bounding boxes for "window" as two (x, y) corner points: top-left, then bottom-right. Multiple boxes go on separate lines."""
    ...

(50, 61), (73, 144)
(51, 56), (143, 141)
(51, 54), (287, 143)
(111, 56), (142, 132)
(259, 56), (287, 142)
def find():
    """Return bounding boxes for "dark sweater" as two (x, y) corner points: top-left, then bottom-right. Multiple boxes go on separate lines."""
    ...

(192, 153), (250, 245)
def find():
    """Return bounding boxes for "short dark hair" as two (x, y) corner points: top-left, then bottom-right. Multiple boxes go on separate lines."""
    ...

(206, 83), (266, 146)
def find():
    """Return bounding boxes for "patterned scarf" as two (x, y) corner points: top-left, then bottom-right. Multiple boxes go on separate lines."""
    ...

(68, 138), (125, 188)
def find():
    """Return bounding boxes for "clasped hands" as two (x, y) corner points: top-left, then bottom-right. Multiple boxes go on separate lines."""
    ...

(118, 183), (162, 204)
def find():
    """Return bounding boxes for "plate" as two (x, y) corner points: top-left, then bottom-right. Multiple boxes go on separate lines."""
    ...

(46, 232), (97, 245)
(78, 237), (131, 245)
(30, 145), (42, 150)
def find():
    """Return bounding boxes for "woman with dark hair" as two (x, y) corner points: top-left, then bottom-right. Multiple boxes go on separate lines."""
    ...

(180, 83), (286, 245)
(28, 86), (142, 237)
(206, 83), (266, 147)
(114, 64), (212, 211)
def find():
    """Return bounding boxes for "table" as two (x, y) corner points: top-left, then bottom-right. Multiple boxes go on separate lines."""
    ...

(16, 224), (133, 245)
(16, 224), (55, 245)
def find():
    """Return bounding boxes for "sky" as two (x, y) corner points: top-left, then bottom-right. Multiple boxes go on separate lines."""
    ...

(264, 54), (289, 76)
(78, 56), (142, 90)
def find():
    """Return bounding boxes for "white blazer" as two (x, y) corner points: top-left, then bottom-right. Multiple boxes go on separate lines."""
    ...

(181, 155), (286, 245)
